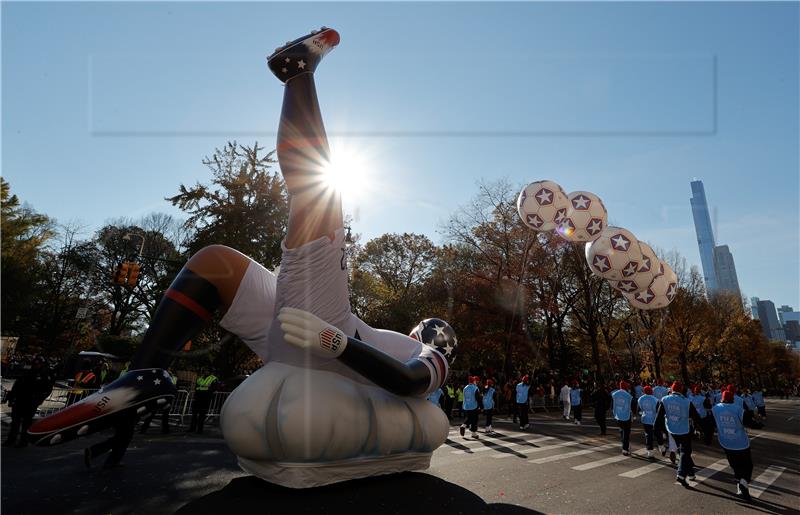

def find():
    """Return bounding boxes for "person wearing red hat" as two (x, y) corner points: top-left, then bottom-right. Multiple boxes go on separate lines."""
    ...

(569, 380), (583, 426)
(482, 379), (497, 434)
(656, 381), (704, 487)
(516, 375), (532, 430)
(637, 385), (662, 458)
(712, 389), (753, 500)
(611, 380), (634, 455)
(460, 376), (483, 439)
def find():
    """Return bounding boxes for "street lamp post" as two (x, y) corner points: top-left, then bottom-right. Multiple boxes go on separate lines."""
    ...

(122, 232), (145, 260)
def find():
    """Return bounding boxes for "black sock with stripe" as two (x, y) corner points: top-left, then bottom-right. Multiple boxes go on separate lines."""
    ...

(130, 269), (221, 369)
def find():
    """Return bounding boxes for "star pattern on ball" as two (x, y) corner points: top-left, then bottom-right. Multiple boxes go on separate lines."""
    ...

(535, 188), (553, 206)
(572, 195), (591, 210)
(587, 219), (603, 235)
(622, 261), (638, 277)
(520, 191), (527, 203)
(618, 281), (637, 293)
(666, 283), (677, 300)
(137, 375), (143, 381)
(433, 324), (447, 337)
(611, 234), (631, 251)
(561, 218), (575, 232)
(442, 341), (454, 356)
(554, 208), (567, 224)
(527, 214), (544, 228)
(636, 289), (655, 304)
(154, 378), (161, 385)
(593, 255), (610, 272)
(639, 257), (651, 272)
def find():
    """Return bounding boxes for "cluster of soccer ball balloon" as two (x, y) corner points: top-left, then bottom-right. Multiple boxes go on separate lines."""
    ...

(516, 180), (678, 310)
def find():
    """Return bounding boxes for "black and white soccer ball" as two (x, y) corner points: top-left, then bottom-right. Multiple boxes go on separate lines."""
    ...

(409, 318), (458, 365)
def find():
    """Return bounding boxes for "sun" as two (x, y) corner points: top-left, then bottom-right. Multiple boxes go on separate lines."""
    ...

(320, 141), (370, 199)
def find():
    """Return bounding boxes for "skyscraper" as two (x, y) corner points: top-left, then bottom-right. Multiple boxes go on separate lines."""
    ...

(690, 180), (718, 293)
(713, 245), (741, 298)
(690, 180), (741, 297)
(756, 299), (785, 341)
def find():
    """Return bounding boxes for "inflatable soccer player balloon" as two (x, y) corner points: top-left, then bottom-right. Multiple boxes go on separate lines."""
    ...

(517, 180), (570, 232)
(584, 226), (644, 282)
(556, 191), (608, 243)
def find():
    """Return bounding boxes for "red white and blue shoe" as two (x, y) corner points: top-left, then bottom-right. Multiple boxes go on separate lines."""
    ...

(27, 369), (176, 446)
(267, 27), (340, 83)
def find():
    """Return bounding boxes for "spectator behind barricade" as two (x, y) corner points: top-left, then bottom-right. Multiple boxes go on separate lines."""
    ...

(3, 355), (54, 447)
(188, 367), (219, 434)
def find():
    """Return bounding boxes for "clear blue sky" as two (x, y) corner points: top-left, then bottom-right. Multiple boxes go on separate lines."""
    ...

(3, 2), (798, 309)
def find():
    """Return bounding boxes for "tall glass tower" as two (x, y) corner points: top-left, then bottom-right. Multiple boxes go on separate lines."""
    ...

(690, 180), (718, 293)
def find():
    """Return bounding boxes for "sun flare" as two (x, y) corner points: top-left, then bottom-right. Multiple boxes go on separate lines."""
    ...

(321, 142), (370, 199)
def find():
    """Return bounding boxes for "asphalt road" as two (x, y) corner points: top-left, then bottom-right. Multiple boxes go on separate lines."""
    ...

(2, 399), (798, 514)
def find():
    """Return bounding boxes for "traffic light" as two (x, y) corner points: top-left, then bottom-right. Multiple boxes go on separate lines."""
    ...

(126, 263), (141, 287)
(113, 262), (130, 285)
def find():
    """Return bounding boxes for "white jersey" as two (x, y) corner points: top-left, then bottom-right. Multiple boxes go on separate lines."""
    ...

(560, 385), (571, 402)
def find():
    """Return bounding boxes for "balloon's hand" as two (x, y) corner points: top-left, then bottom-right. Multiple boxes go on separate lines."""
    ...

(278, 307), (348, 358)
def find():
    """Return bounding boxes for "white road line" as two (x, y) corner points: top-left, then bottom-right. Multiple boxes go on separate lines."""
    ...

(493, 439), (588, 459)
(451, 436), (555, 455)
(750, 466), (786, 499)
(620, 461), (669, 478)
(530, 443), (617, 464)
(572, 449), (647, 471)
(691, 459), (729, 484)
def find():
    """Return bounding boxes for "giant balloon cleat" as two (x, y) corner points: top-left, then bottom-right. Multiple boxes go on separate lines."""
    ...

(267, 27), (340, 83)
(28, 369), (177, 446)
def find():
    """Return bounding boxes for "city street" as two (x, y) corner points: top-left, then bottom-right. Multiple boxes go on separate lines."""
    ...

(2, 400), (798, 514)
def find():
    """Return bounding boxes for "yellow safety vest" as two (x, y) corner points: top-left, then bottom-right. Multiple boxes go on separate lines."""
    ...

(196, 374), (218, 391)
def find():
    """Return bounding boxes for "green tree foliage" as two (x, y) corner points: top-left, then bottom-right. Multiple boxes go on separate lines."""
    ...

(167, 141), (288, 269)
(0, 178), (54, 336)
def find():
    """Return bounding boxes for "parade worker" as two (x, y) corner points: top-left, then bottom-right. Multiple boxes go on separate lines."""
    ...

(516, 376), (532, 430)
(569, 381), (583, 425)
(482, 379), (496, 433)
(656, 381), (703, 486)
(712, 389), (753, 501)
(637, 385), (662, 458)
(460, 376), (482, 439)
(611, 380), (634, 455)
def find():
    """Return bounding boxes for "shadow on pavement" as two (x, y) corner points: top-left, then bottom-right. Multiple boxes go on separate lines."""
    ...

(176, 472), (544, 515)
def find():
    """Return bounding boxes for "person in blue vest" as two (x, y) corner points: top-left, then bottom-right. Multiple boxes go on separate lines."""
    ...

(427, 386), (445, 409)
(460, 376), (483, 439)
(569, 381), (583, 426)
(712, 389), (753, 501)
(689, 384), (713, 445)
(751, 388), (766, 419)
(656, 381), (703, 486)
(482, 379), (497, 433)
(634, 382), (644, 399)
(611, 380), (634, 455)
(516, 375), (532, 430)
(637, 385), (662, 458)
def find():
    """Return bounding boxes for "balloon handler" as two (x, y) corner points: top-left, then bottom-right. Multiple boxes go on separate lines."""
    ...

(28, 27), (458, 487)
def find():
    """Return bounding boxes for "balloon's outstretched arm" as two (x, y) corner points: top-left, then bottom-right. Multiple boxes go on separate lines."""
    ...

(278, 307), (446, 397)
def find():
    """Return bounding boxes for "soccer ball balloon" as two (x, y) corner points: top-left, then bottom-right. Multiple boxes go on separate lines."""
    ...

(517, 180), (570, 232)
(585, 226), (644, 281)
(556, 191), (608, 243)
(623, 261), (678, 310)
(611, 241), (661, 294)
(409, 318), (458, 365)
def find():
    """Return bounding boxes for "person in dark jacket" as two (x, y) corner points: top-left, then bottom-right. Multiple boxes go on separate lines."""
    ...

(591, 381), (611, 435)
(3, 355), (53, 447)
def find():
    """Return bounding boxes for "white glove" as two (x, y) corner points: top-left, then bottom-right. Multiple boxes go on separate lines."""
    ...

(278, 307), (348, 358)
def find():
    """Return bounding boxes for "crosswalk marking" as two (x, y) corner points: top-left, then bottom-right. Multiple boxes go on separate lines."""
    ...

(493, 439), (586, 459)
(750, 466), (786, 499)
(690, 459), (729, 484)
(619, 461), (667, 478)
(530, 443), (617, 464)
(451, 436), (555, 455)
(572, 449), (647, 470)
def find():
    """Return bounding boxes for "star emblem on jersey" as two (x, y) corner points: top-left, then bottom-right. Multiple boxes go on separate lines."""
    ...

(554, 208), (567, 224)
(587, 219), (603, 235)
(527, 214), (544, 228)
(593, 255), (611, 272)
(572, 195), (590, 210)
(535, 188), (553, 206)
(611, 234), (631, 251)
(622, 262), (638, 277)
(617, 280), (637, 293)
(635, 289), (655, 304)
